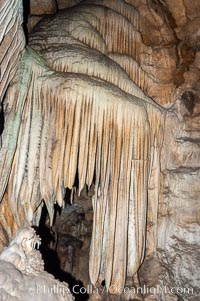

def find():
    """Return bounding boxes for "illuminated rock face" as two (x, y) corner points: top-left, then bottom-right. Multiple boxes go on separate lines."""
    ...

(1, 48), (164, 293)
(0, 227), (43, 275)
(0, 227), (73, 301)
(0, 0), (25, 105)
(0, 0), (199, 300)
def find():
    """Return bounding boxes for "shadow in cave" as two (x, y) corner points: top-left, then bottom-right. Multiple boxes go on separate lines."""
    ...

(36, 203), (89, 301)
(0, 105), (4, 137)
(22, 0), (30, 43)
(0, 101), (5, 148)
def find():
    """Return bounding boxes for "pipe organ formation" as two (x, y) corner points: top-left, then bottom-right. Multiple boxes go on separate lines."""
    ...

(0, 0), (199, 300)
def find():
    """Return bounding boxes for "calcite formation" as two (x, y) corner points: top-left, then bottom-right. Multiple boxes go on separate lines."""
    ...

(1, 46), (164, 292)
(0, 227), (73, 301)
(0, 0), (165, 293)
(0, 0), (199, 300)
(0, 0), (25, 105)
(0, 227), (43, 275)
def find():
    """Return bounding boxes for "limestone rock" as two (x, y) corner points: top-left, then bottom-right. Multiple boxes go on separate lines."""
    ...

(0, 0), (25, 105)
(30, 0), (57, 15)
(57, 0), (82, 10)
(0, 227), (73, 301)
(28, 16), (44, 33)
(153, 99), (200, 300)
(0, 0), (200, 300)
(0, 260), (73, 301)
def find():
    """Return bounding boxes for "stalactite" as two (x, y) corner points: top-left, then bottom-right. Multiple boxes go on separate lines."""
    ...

(2, 47), (164, 291)
(29, 3), (144, 60)
(0, 0), (167, 293)
(29, 4), (156, 108)
(36, 44), (155, 107)
(0, 192), (19, 250)
(108, 53), (153, 97)
(0, 0), (25, 104)
(69, 5), (143, 59)
(0, 49), (35, 206)
(83, 0), (139, 29)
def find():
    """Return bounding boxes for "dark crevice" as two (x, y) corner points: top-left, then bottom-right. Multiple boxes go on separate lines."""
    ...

(36, 202), (89, 301)
(0, 104), (5, 138)
(22, 0), (30, 43)
(0, 100), (5, 149)
(181, 90), (195, 114)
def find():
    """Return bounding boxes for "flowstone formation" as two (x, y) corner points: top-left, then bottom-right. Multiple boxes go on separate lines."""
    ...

(0, 227), (73, 301)
(0, 0), (165, 294)
(1, 44), (164, 293)
(0, 226), (43, 275)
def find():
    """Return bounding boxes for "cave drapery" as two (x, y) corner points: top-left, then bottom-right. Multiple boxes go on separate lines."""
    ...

(1, 0), (165, 293)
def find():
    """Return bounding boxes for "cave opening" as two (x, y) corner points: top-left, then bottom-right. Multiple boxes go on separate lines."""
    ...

(36, 184), (93, 301)
(22, 0), (30, 43)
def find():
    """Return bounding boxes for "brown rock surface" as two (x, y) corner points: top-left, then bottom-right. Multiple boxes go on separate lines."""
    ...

(146, 97), (200, 300)
(27, 16), (44, 33)
(30, 0), (57, 15)
(57, 0), (82, 10)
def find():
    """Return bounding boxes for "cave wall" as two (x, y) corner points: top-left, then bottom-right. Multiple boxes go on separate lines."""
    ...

(158, 100), (200, 297)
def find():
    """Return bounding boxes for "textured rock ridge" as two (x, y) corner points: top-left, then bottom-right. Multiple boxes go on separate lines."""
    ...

(0, 0), (25, 105)
(0, 227), (73, 301)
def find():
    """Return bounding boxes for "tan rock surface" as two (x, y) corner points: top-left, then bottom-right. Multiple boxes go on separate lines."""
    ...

(57, 0), (82, 10)
(0, 0), (25, 105)
(27, 16), (44, 33)
(30, 0), (57, 15)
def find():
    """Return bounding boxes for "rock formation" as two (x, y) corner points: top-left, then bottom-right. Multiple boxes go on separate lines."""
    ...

(0, 226), (43, 275)
(0, 0), (199, 300)
(0, 227), (73, 301)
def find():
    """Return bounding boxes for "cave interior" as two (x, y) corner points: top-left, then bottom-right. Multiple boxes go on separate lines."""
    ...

(0, 0), (199, 301)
